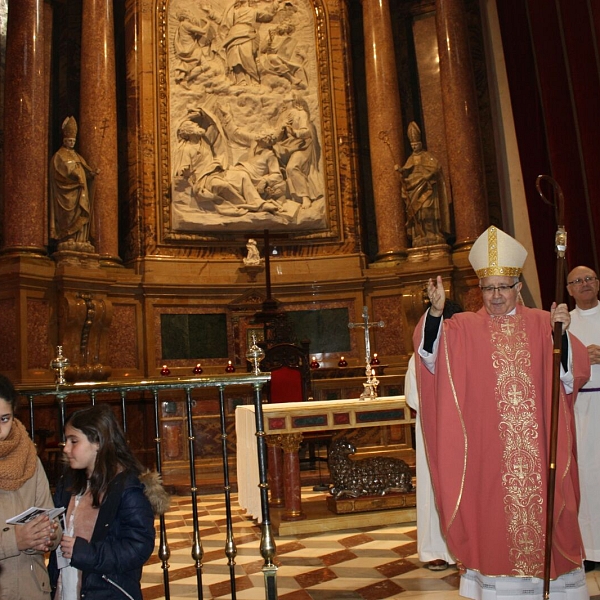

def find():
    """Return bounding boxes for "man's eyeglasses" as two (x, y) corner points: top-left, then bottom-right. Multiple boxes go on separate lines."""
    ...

(567, 276), (598, 286)
(479, 282), (519, 294)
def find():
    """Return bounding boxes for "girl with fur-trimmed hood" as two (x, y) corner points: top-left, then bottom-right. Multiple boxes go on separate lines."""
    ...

(49, 404), (170, 600)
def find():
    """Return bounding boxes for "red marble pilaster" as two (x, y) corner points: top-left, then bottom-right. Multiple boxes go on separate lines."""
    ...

(360, 0), (407, 261)
(280, 433), (305, 521)
(79, 0), (120, 263)
(436, 0), (489, 245)
(1, 0), (48, 254)
(266, 440), (285, 507)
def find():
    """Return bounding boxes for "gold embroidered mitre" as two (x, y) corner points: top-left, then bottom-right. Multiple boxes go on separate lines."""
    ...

(468, 226), (527, 278)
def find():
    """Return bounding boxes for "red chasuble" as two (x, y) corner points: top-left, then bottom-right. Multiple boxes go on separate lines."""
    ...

(414, 305), (590, 579)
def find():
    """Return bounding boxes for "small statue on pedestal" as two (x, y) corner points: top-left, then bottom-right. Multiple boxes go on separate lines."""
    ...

(241, 238), (265, 282)
(243, 238), (263, 266)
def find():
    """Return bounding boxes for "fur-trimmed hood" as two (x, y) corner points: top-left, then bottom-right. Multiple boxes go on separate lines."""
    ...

(140, 470), (171, 516)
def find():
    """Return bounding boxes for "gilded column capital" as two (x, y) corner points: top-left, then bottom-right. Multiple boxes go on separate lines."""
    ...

(279, 433), (304, 453)
(265, 434), (283, 448)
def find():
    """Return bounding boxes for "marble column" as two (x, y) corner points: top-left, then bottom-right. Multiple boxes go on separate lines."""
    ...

(436, 0), (489, 245)
(280, 433), (305, 521)
(361, 0), (407, 261)
(266, 438), (285, 507)
(1, 0), (48, 254)
(79, 0), (120, 264)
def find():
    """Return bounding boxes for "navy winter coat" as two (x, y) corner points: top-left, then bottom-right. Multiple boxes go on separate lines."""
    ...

(48, 471), (155, 600)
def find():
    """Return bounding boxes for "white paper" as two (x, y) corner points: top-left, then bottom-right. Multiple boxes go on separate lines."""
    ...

(55, 542), (70, 569)
(6, 506), (65, 525)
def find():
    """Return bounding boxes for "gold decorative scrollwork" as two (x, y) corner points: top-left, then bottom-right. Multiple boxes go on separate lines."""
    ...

(490, 315), (544, 576)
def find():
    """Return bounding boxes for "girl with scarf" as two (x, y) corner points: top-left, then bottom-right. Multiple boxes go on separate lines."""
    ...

(0, 374), (59, 599)
(48, 404), (169, 600)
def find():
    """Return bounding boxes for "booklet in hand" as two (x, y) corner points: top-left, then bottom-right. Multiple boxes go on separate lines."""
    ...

(6, 506), (65, 525)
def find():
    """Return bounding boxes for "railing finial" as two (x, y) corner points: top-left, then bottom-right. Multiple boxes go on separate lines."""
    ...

(50, 346), (70, 386)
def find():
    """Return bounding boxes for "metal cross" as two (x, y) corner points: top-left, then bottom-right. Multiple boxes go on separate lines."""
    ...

(348, 307), (385, 400)
(348, 306), (385, 366)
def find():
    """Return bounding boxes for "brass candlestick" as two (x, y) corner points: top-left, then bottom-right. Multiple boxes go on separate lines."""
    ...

(360, 365), (379, 400)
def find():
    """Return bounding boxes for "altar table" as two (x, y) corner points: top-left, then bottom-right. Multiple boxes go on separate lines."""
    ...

(236, 396), (413, 524)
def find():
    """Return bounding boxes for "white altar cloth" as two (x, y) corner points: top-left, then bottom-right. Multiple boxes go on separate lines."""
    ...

(235, 404), (263, 521)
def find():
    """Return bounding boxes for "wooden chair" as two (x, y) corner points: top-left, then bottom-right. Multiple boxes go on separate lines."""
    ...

(260, 342), (312, 405)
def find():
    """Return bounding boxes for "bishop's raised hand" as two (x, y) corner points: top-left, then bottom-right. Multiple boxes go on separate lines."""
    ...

(427, 276), (445, 317)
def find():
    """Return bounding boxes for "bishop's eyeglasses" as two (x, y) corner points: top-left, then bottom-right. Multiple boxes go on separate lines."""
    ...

(479, 282), (519, 294)
(567, 276), (598, 286)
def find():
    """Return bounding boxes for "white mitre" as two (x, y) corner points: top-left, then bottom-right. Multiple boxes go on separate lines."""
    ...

(468, 225), (527, 278)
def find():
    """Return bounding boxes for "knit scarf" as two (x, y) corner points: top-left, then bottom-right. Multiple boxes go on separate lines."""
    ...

(0, 418), (38, 491)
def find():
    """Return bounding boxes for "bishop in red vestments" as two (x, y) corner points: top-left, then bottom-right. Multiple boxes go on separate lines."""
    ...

(414, 226), (591, 600)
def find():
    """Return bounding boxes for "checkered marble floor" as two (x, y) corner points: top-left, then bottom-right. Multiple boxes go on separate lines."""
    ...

(141, 489), (600, 600)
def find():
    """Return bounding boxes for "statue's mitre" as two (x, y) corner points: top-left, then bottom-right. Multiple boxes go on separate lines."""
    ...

(62, 116), (78, 138)
(468, 226), (527, 278)
(407, 121), (421, 143)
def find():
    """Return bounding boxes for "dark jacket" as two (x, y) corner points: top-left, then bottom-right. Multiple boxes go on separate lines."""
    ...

(48, 471), (156, 600)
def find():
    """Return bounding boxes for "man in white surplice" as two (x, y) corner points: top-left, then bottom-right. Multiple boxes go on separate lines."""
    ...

(567, 265), (600, 573)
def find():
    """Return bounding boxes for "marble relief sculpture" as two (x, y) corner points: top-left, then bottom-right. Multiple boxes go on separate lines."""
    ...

(49, 116), (97, 252)
(273, 94), (320, 210)
(221, 0), (278, 85)
(258, 22), (308, 89)
(168, 0), (326, 233)
(399, 122), (450, 247)
(173, 110), (281, 215)
(173, 9), (218, 87)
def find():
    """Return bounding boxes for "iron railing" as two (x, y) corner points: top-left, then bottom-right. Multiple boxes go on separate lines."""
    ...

(17, 373), (277, 600)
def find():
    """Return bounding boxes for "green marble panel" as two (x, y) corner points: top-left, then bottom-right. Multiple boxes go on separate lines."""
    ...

(287, 308), (351, 353)
(161, 313), (228, 359)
